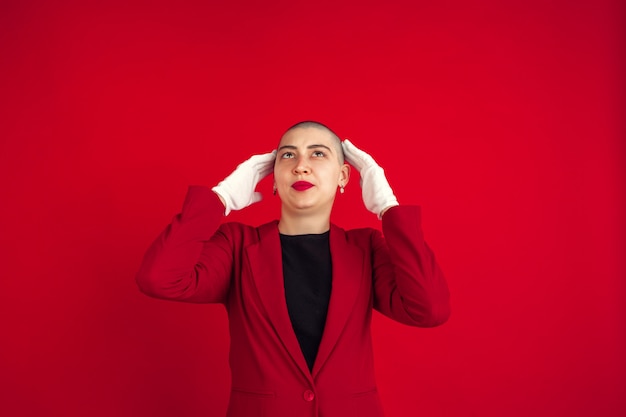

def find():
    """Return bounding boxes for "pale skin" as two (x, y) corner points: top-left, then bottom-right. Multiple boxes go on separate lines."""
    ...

(274, 127), (350, 235)
(215, 126), (392, 230)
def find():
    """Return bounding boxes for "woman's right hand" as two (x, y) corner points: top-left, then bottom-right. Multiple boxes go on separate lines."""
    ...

(212, 150), (277, 215)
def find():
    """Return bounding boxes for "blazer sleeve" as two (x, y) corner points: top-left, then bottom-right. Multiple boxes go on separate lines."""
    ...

(135, 185), (234, 304)
(371, 205), (451, 327)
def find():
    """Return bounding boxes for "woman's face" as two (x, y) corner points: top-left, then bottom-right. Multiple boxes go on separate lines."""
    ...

(274, 127), (349, 215)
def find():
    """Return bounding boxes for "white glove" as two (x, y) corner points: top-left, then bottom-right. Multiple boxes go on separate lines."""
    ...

(342, 139), (398, 219)
(212, 150), (276, 215)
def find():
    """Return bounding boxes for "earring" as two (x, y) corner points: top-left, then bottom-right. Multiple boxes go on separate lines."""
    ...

(340, 185), (345, 194)
(273, 185), (277, 195)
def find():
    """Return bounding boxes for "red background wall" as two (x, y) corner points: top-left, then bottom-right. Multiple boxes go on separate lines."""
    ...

(1, 1), (624, 416)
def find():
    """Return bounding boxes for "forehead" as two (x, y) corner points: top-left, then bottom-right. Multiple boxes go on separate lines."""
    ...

(278, 127), (335, 147)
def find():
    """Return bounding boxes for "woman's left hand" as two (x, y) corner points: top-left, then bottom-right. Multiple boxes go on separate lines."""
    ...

(342, 139), (399, 219)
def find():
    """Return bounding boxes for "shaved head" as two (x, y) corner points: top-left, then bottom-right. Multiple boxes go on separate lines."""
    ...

(282, 121), (344, 165)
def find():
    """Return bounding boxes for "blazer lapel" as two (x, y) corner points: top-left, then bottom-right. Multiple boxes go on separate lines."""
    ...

(312, 223), (364, 378)
(245, 221), (312, 382)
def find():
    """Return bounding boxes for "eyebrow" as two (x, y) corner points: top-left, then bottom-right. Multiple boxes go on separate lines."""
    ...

(278, 144), (333, 153)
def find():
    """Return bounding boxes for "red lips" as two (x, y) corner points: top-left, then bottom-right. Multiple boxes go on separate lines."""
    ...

(292, 181), (314, 191)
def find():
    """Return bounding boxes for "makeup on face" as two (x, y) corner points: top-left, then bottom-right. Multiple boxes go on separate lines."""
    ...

(292, 181), (314, 191)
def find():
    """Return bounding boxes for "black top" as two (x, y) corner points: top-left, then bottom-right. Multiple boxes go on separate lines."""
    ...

(280, 231), (332, 372)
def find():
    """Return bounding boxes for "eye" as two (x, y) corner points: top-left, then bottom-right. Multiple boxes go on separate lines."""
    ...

(312, 150), (325, 157)
(281, 151), (295, 159)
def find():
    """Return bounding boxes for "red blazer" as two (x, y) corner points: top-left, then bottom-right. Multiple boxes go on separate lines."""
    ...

(136, 186), (450, 417)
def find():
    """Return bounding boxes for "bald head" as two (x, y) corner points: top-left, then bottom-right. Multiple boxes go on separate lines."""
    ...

(282, 121), (344, 165)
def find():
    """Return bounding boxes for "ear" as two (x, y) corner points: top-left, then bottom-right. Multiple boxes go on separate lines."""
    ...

(339, 163), (350, 187)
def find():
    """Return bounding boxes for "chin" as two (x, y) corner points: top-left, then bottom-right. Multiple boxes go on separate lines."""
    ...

(291, 202), (316, 211)
(281, 197), (316, 211)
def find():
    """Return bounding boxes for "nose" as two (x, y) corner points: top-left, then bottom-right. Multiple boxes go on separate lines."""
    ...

(293, 156), (310, 175)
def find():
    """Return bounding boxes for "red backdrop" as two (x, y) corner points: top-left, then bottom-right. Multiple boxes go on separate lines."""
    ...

(1, 1), (624, 416)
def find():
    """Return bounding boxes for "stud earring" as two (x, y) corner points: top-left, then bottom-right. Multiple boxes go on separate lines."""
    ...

(340, 185), (345, 194)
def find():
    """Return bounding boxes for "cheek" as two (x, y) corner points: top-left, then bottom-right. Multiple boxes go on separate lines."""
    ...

(327, 167), (342, 182)
(274, 166), (290, 185)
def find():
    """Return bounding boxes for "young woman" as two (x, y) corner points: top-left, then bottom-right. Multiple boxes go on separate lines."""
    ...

(136, 121), (450, 417)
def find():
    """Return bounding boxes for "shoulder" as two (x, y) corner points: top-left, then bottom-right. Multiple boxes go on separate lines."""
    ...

(332, 223), (381, 250)
(344, 226), (379, 239)
(335, 205), (422, 244)
(215, 219), (279, 243)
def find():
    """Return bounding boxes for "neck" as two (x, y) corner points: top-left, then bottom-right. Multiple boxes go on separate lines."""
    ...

(278, 207), (331, 235)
